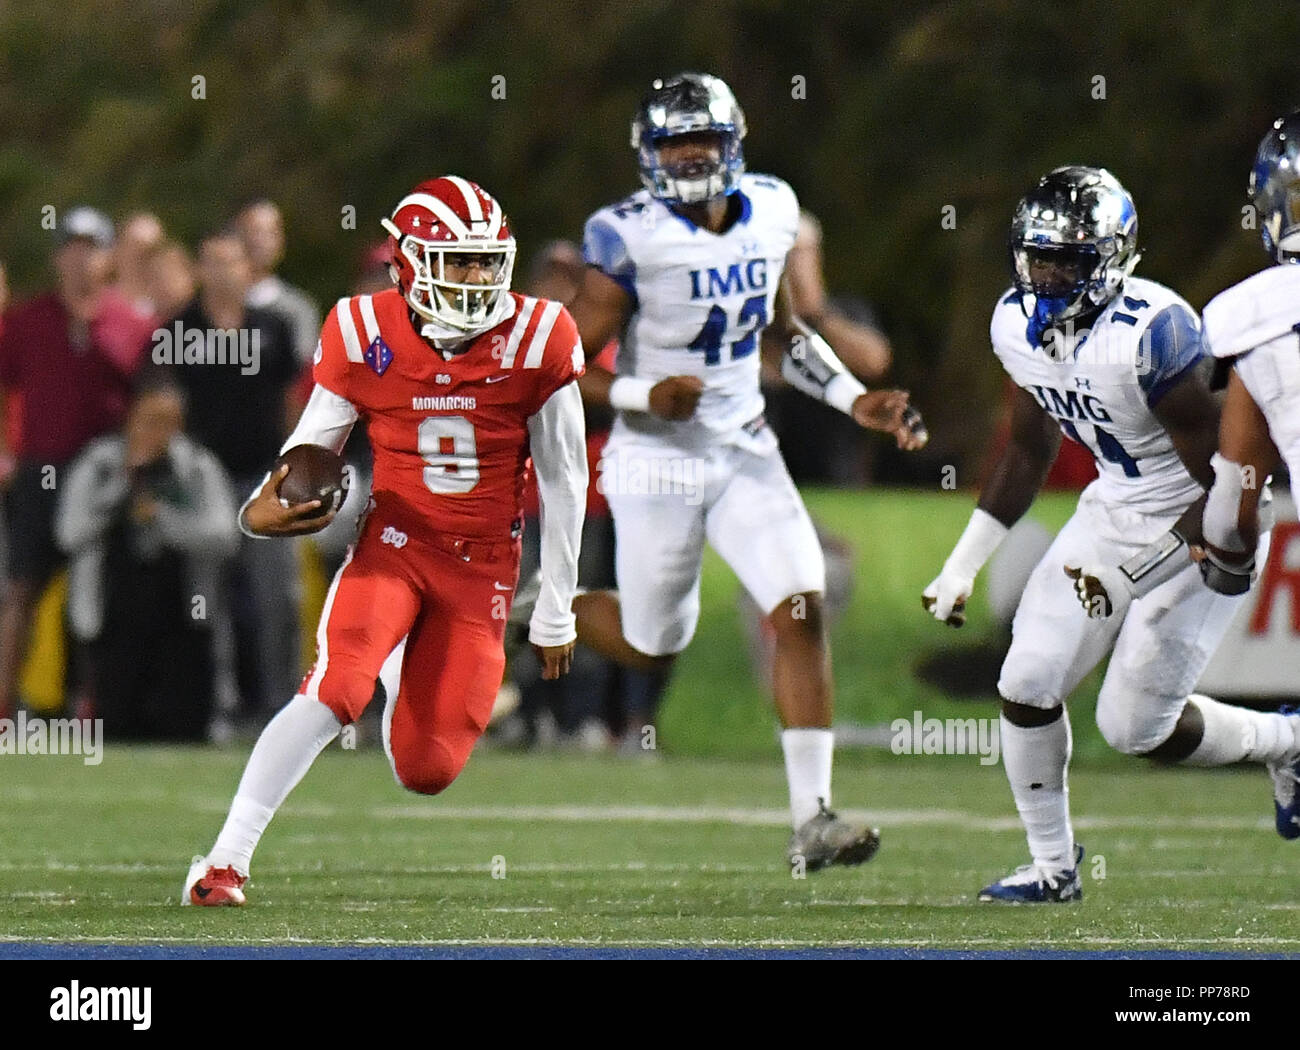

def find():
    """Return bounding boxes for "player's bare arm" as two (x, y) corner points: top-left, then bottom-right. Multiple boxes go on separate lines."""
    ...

(771, 276), (925, 450)
(1151, 364), (1222, 490)
(977, 385), (1061, 528)
(923, 385), (1059, 627)
(784, 211), (891, 382)
(570, 264), (703, 420)
(1198, 367), (1282, 578)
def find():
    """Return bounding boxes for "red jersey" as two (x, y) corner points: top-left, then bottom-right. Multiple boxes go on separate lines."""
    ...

(0, 291), (153, 461)
(315, 288), (583, 541)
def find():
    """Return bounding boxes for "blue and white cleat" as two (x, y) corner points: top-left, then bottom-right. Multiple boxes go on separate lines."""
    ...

(1267, 707), (1300, 840)
(978, 844), (1084, 903)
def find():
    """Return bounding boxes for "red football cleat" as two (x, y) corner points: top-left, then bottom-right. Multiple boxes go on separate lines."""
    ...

(183, 857), (247, 906)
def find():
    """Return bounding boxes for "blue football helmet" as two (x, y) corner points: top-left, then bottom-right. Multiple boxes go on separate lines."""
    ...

(630, 72), (746, 205)
(1250, 110), (1300, 263)
(1009, 166), (1140, 337)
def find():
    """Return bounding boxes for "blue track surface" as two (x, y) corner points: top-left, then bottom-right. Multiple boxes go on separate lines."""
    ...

(1, 944), (1294, 960)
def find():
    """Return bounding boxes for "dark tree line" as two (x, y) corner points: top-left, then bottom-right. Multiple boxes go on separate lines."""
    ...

(1, 0), (1292, 474)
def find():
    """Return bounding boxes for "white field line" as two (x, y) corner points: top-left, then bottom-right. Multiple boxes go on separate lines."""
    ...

(0, 861), (1285, 879)
(220, 802), (1269, 833)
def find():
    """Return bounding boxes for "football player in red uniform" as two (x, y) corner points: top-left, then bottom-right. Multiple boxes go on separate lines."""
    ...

(184, 177), (587, 906)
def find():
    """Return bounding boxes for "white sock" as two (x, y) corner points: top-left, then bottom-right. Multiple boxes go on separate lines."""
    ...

(208, 694), (342, 875)
(999, 711), (1074, 870)
(1182, 695), (1298, 767)
(782, 728), (833, 828)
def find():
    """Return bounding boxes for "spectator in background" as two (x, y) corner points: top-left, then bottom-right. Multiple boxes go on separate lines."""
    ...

(351, 240), (395, 296)
(167, 231), (299, 718)
(56, 372), (238, 740)
(305, 243), (384, 580)
(113, 212), (166, 320)
(150, 241), (197, 319)
(0, 259), (10, 456)
(0, 260), (8, 583)
(0, 207), (155, 719)
(235, 199), (321, 367)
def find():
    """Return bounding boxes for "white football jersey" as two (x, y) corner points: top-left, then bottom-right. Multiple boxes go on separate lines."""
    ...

(1202, 264), (1300, 482)
(989, 276), (1206, 516)
(583, 173), (800, 449)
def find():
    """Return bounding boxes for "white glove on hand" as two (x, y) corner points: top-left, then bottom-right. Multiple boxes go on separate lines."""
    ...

(1063, 563), (1131, 619)
(922, 568), (973, 627)
(921, 508), (1009, 629)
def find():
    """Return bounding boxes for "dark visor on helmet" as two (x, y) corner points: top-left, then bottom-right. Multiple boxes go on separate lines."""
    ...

(1012, 242), (1098, 300)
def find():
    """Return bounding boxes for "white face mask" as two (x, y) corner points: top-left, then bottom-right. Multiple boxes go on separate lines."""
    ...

(418, 294), (515, 350)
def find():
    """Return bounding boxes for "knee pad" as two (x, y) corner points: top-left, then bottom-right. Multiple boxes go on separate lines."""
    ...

(313, 663), (380, 726)
(391, 739), (467, 796)
(1095, 678), (1173, 756)
(996, 669), (1062, 713)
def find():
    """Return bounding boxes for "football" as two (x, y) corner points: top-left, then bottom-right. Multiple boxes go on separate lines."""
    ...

(273, 444), (348, 518)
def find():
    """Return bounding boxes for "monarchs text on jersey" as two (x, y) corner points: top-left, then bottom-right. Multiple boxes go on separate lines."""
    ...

(989, 276), (1205, 516)
(583, 173), (800, 446)
(314, 289), (583, 540)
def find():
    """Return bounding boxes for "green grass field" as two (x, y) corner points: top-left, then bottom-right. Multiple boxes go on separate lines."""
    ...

(1, 746), (1296, 952)
(662, 487), (1110, 761)
(3, 487), (1295, 955)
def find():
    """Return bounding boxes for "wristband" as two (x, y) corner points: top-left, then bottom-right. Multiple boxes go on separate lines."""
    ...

(1203, 453), (1250, 553)
(1117, 529), (1187, 599)
(1199, 547), (1255, 596)
(825, 371), (869, 416)
(945, 508), (1010, 579)
(608, 376), (655, 413)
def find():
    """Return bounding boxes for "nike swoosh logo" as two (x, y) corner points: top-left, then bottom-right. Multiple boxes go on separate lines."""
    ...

(193, 883), (212, 899)
(494, 582), (512, 591)
(485, 374), (511, 384)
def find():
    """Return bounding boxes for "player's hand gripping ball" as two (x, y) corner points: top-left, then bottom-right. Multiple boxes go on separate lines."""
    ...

(274, 444), (349, 519)
(241, 445), (348, 537)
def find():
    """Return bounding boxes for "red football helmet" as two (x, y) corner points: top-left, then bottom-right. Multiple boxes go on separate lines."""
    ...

(380, 176), (517, 333)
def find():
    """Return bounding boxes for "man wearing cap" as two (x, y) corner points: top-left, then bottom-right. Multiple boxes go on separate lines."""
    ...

(0, 206), (155, 718)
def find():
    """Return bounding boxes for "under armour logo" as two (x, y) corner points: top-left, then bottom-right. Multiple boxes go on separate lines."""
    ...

(1074, 376), (1091, 389)
(380, 525), (408, 549)
(436, 374), (451, 384)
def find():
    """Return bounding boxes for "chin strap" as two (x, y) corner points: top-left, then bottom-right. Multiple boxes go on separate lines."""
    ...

(1026, 296), (1070, 346)
(414, 293), (515, 350)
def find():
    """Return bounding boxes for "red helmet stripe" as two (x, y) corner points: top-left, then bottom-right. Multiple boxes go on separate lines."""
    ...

(398, 192), (470, 238)
(443, 175), (485, 223)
